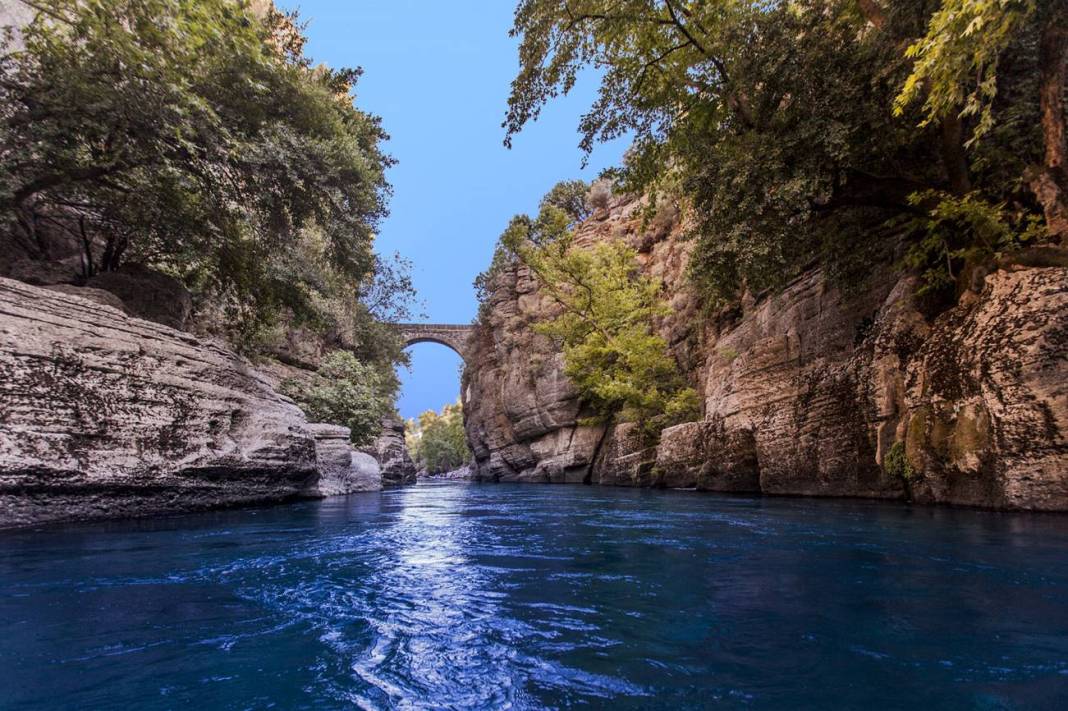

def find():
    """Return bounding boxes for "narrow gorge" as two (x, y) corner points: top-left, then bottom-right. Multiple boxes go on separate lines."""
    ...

(3, 1), (1068, 707)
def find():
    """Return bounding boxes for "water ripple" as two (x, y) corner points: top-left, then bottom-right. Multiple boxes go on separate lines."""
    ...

(2, 483), (1068, 709)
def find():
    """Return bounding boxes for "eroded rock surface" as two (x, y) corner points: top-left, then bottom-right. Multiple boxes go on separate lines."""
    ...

(363, 416), (417, 486)
(901, 268), (1068, 510)
(463, 195), (1068, 510)
(305, 423), (382, 496)
(0, 277), (318, 528)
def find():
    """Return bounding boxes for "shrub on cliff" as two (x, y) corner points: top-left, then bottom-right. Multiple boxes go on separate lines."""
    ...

(281, 351), (396, 446)
(0, 0), (401, 350)
(405, 400), (470, 474)
(474, 179), (593, 314)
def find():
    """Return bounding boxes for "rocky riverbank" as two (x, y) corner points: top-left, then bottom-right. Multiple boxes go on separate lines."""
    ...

(0, 277), (413, 528)
(419, 465), (473, 481)
(462, 195), (1068, 511)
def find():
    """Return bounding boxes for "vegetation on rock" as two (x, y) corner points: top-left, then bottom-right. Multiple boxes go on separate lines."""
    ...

(885, 441), (915, 483)
(0, 0), (413, 353)
(281, 351), (396, 446)
(0, 0), (417, 430)
(481, 182), (700, 437)
(405, 400), (470, 474)
(504, 0), (1061, 304)
(903, 190), (1044, 295)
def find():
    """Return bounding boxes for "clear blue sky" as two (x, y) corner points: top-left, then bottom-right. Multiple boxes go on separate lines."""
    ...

(279, 0), (627, 419)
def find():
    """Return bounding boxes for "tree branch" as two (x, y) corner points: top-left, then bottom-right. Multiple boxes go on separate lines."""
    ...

(3, 163), (130, 209)
(662, 0), (708, 56)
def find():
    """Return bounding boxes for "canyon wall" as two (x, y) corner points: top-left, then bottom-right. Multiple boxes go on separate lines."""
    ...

(462, 196), (1068, 510)
(0, 277), (387, 528)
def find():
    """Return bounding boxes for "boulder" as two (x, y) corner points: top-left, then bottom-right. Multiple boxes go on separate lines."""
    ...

(304, 423), (382, 496)
(0, 277), (317, 528)
(363, 416), (417, 486)
(44, 284), (128, 313)
(6, 258), (81, 286)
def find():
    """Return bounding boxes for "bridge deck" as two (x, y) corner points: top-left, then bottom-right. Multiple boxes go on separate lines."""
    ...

(393, 323), (473, 330)
(392, 323), (475, 359)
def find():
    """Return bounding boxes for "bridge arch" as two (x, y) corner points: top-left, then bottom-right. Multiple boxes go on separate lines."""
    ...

(393, 323), (475, 362)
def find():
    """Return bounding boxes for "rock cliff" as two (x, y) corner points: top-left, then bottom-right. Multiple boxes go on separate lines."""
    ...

(462, 196), (1068, 510)
(0, 278), (382, 528)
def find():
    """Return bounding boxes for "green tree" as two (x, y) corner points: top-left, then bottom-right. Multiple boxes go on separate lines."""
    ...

(406, 400), (470, 473)
(0, 0), (394, 337)
(474, 178), (592, 310)
(495, 183), (700, 437)
(895, 0), (1067, 239)
(282, 351), (397, 446)
(504, 1), (1049, 303)
(903, 190), (1044, 295)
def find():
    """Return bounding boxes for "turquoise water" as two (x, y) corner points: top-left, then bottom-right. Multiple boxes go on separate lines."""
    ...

(2, 482), (1067, 710)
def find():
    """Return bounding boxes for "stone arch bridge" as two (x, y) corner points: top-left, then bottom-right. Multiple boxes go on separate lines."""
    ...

(393, 323), (475, 360)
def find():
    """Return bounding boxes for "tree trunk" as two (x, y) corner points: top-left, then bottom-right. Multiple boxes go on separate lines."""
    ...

(12, 207), (44, 260)
(78, 215), (95, 278)
(940, 114), (971, 195)
(15, 205), (56, 260)
(585, 415), (614, 485)
(100, 233), (127, 272)
(1032, 6), (1068, 242)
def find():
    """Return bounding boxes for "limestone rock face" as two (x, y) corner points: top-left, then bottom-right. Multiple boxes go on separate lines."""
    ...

(655, 420), (760, 492)
(43, 284), (128, 313)
(462, 194), (699, 486)
(245, 329), (418, 490)
(695, 267), (905, 500)
(462, 194), (1068, 510)
(595, 423), (657, 488)
(363, 416), (416, 486)
(305, 423), (382, 496)
(0, 277), (318, 528)
(901, 268), (1068, 510)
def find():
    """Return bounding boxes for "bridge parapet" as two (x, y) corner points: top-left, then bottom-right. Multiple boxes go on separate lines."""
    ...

(393, 323), (475, 360)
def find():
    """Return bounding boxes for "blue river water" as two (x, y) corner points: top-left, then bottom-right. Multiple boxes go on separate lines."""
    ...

(2, 482), (1068, 710)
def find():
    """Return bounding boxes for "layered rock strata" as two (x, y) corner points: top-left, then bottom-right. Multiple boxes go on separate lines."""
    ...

(462, 196), (1068, 510)
(0, 277), (320, 528)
